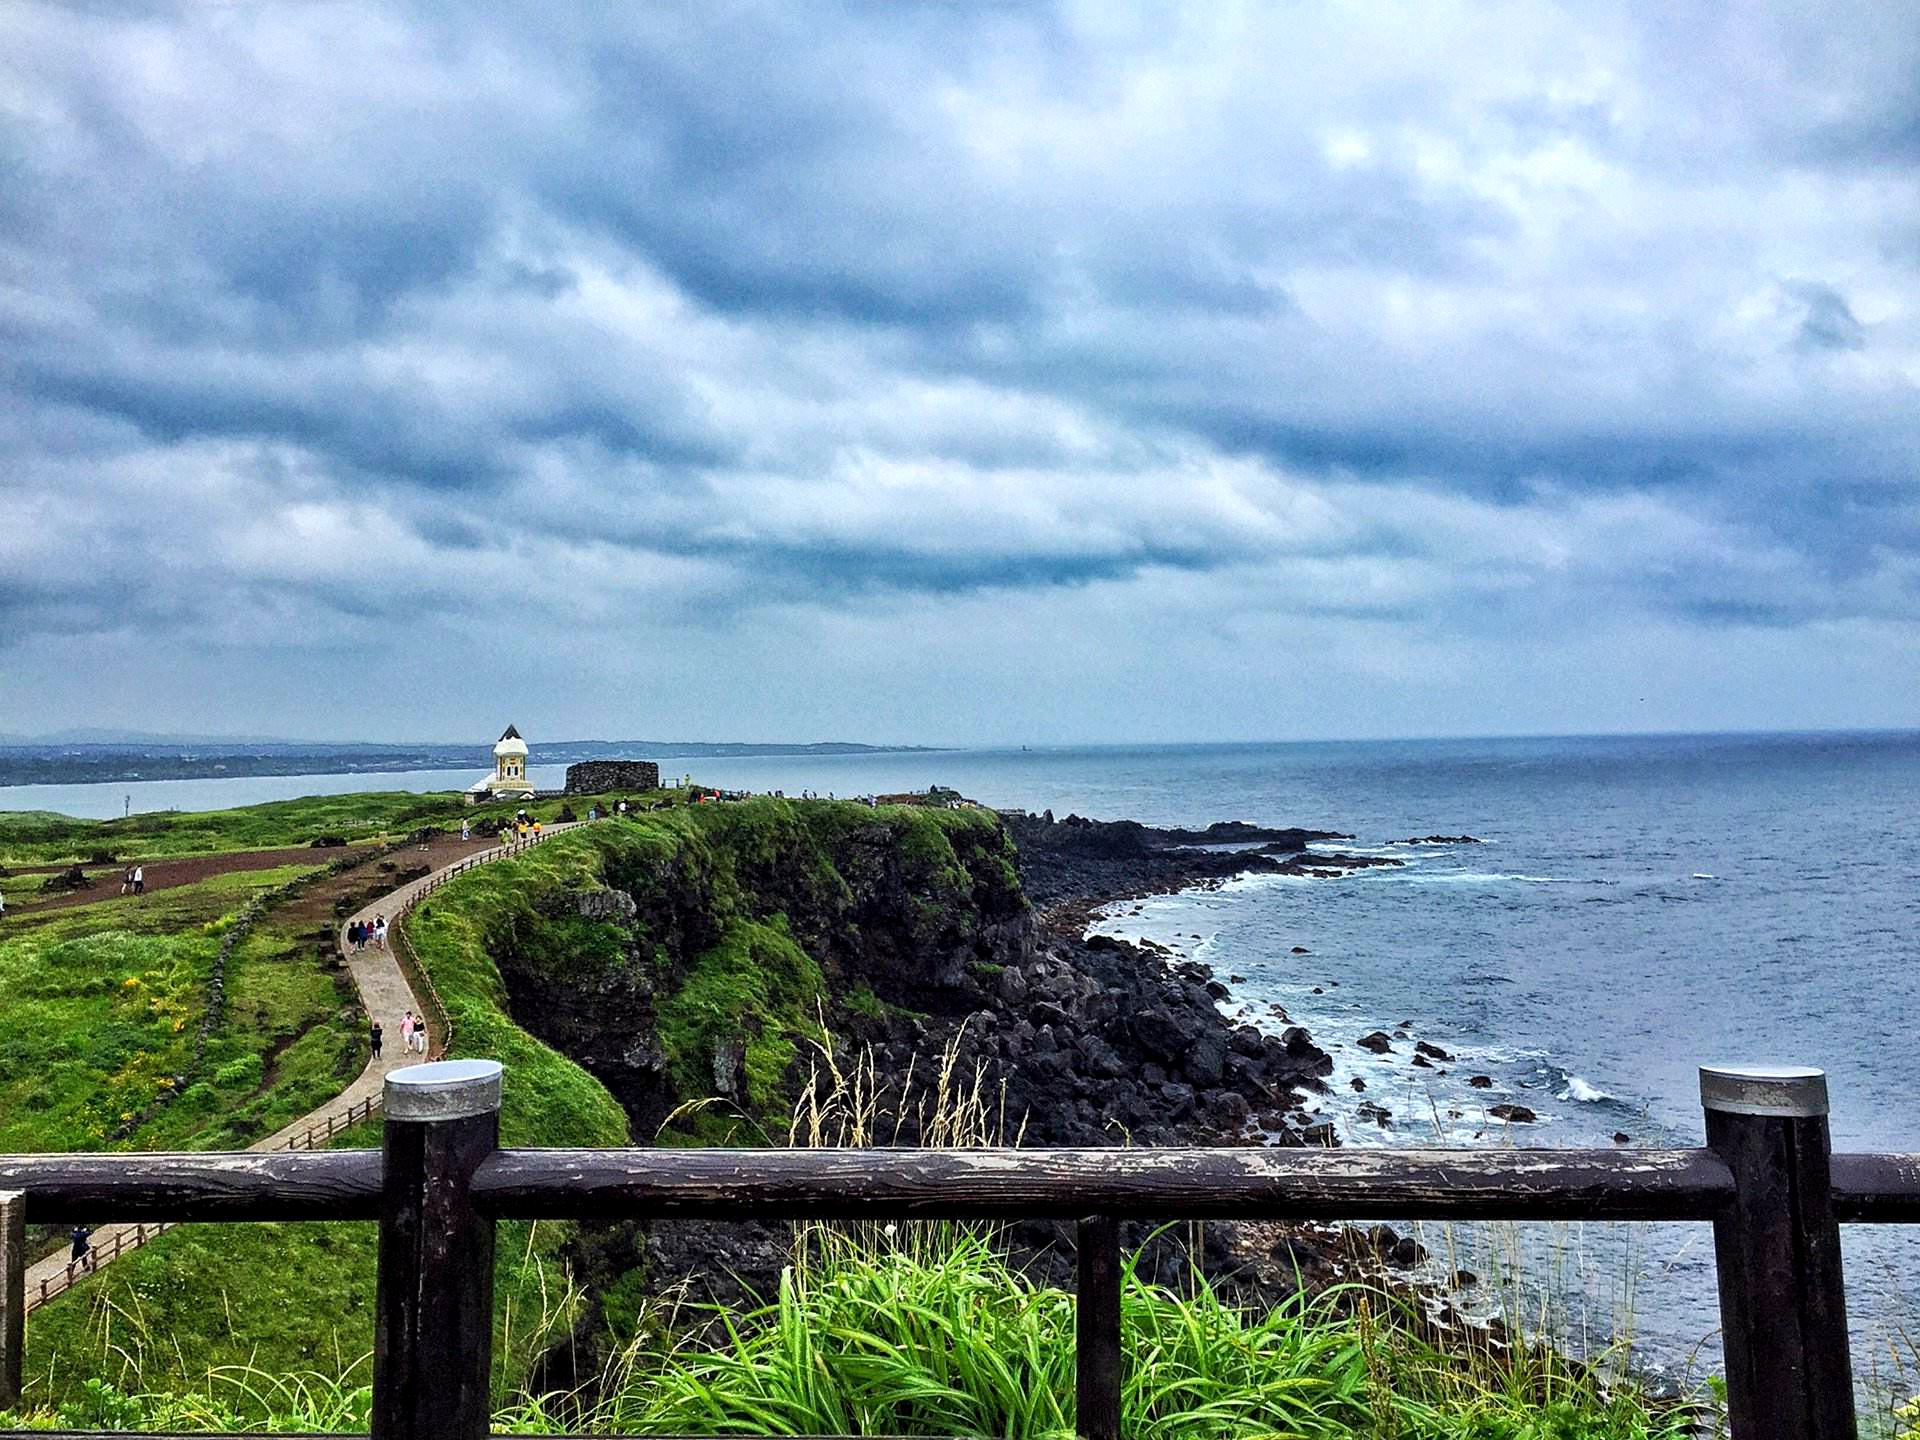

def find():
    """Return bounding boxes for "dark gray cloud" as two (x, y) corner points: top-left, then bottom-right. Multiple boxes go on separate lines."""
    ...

(1, 1), (1916, 741)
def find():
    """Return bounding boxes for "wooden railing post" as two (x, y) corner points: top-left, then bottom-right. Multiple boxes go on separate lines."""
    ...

(0, 1190), (23, 1409)
(1076, 1215), (1122, 1440)
(373, 1059), (503, 1440)
(1701, 1065), (1856, 1440)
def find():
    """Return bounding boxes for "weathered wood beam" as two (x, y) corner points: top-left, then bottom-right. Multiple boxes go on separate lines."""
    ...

(1828, 1152), (1920, 1222)
(6, 1143), (1920, 1229)
(0, 1152), (383, 1222)
(373, 1060), (502, 1440)
(1703, 1065), (1855, 1440)
(471, 1145), (1738, 1221)
(0, 1191), (22, 1410)
(1075, 1216), (1121, 1440)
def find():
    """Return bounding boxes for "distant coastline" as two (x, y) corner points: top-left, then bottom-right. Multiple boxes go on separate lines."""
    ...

(0, 738), (941, 788)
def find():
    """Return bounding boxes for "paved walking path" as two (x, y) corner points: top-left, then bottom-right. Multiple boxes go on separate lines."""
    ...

(23, 822), (589, 1308)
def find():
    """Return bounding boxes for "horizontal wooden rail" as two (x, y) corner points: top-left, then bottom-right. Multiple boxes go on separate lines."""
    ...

(470, 1145), (1740, 1222)
(8, 1145), (1920, 1227)
(0, 1151), (383, 1223)
(1827, 1152), (1920, 1223)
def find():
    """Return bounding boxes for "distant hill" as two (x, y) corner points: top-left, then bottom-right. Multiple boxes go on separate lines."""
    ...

(0, 737), (940, 788)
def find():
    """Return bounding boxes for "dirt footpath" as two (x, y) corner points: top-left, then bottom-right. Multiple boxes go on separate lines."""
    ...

(4, 843), (381, 916)
(3, 829), (513, 920)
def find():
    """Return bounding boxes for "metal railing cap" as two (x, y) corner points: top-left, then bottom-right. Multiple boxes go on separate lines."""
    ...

(1700, 1064), (1828, 1118)
(385, 1059), (502, 1121)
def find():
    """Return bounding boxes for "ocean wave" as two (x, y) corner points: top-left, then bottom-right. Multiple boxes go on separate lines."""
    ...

(1407, 871), (1613, 886)
(1216, 869), (1319, 893)
(1556, 1074), (1615, 1103)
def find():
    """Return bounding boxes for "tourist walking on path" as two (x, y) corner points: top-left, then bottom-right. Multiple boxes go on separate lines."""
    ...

(399, 1012), (415, 1053)
(411, 1013), (428, 1053)
(131, 866), (144, 895)
(370, 1020), (383, 1058)
(69, 1226), (93, 1274)
(461, 819), (470, 842)
(120, 868), (133, 895)
(374, 915), (388, 949)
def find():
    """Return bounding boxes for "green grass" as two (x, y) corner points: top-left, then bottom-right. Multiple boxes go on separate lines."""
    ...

(7, 1232), (1700, 1438)
(557, 1232), (1699, 1439)
(656, 915), (825, 1116)
(0, 864), (337, 1153)
(402, 798), (1022, 1142)
(0, 789), (586, 867)
(401, 829), (634, 1149)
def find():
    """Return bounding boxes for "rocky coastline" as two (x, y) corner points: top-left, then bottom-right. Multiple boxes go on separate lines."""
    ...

(630, 808), (1436, 1323)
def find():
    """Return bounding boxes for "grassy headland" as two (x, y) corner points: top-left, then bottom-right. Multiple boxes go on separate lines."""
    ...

(3, 790), (1707, 1435)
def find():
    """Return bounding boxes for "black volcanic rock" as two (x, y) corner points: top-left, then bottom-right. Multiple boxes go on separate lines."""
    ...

(1153, 820), (1352, 846)
(999, 811), (1375, 909)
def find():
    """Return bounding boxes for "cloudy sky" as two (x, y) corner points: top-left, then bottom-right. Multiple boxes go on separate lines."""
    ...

(3, 3), (1915, 744)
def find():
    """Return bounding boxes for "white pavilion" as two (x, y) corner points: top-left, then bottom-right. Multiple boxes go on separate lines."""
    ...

(466, 725), (537, 804)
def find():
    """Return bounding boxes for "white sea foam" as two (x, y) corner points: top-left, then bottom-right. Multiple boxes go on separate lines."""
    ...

(1408, 871), (1612, 885)
(1217, 869), (1316, 894)
(1557, 1074), (1614, 1103)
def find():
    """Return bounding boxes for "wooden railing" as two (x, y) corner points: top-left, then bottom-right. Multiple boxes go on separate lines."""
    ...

(0, 1060), (1910, 1439)
(18, 1219), (175, 1314)
(282, 1096), (381, 1152)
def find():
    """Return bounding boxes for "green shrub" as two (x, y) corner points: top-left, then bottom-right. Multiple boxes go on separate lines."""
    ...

(212, 1054), (263, 1090)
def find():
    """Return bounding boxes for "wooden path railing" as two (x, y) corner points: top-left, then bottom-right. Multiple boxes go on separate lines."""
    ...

(389, 823), (590, 1060)
(0, 1060), (1910, 1439)
(17, 1218), (175, 1314)
(282, 1096), (381, 1153)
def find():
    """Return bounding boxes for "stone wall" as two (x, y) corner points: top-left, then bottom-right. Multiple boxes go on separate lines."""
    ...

(564, 760), (661, 794)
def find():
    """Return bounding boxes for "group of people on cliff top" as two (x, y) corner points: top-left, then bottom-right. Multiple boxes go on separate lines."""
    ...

(347, 915), (386, 951)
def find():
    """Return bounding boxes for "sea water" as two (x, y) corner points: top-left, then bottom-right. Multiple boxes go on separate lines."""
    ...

(9, 730), (1919, 1382)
